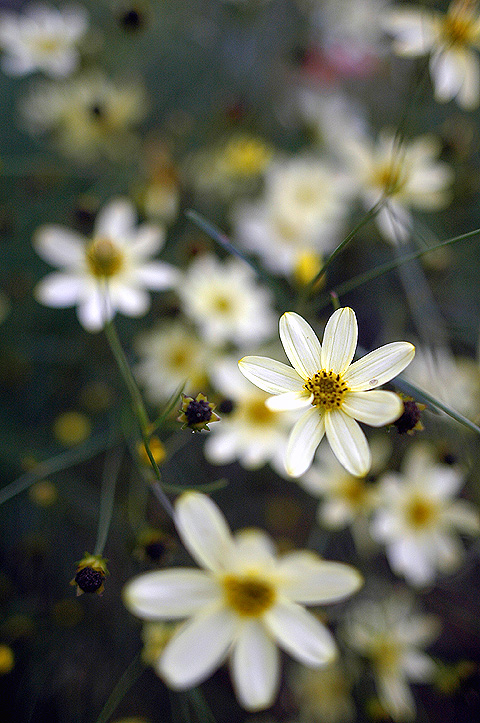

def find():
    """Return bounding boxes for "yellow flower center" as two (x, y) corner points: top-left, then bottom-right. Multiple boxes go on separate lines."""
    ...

(223, 137), (272, 176)
(304, 370), (349, 411)
(341, 477), (369, 508)
(222, 573), (276, 617)
(211, 294), (233, 315)
(85, 237), (124, 278)
(442, 4), (478, 46)
(373, 162), (406, 197)
(405, 495), (438, 529)
(373, 638), (401, 673)
(242, 397), (276, 426)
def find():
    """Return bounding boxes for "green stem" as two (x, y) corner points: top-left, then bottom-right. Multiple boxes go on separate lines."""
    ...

(95, 654), (145, 723)
(93, 445), (123, 556)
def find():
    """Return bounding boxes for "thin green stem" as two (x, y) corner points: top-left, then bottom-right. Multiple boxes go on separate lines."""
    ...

(95, 654), (145, 723)
(93, 445), (123, 556)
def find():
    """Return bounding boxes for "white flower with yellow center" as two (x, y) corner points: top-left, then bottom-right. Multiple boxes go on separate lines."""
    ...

(239, 308), (414, 478)
(371, 444), (480, 587)
(205, 358), (297, 474)
(124, 491), (362, 711)
(383, 0), (480, 109)
(343, 129), (453, 243)
(0, 3), (88, 78)
(33, 198), (179, 332)
(345, 592), (440, 721)
(178, 254), (276, 348)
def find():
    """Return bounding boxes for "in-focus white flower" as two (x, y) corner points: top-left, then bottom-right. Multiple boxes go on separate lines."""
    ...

(371, 443), (480, 587)
(239, 308), (414, 478)
(0, 3), (88, 77)
(124, 491), (362, 711)
(233, 157), (351, 278)
(178, 254), (276, 348)
(383, 0), (480, 109)
(33, 198), (179, 332)
(344, 591), (440, 721)
(205, 358), (297, 474)
(343, 129), (453, 243)
(135, 321), (217, 404)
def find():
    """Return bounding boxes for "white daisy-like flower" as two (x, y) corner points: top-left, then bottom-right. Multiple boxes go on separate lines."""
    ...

(33, 198), (179, 332)
(233, 157), (351, 278)
(205, 358), (297, 474)
(344, 591), (440, 721)
(177, 254), (276, 348)
(371, 443), (480, 587)
(124, 491), (363, 711)
(343, 129), (453, 243)
(239, 308), (414, 478)
(0, 3), (88, 78)
(383, 0), (480, 109)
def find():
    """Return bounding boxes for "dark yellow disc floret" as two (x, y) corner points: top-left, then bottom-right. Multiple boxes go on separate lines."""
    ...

(222, 574), (276, 617)
(304, 370), (349, 411)
(85, 237), (124, 278)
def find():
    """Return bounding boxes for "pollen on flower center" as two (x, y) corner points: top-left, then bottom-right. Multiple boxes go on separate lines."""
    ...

(85, 237), (124, 278)
(304, 370), (349, 411)
(222, 573), (276, 617)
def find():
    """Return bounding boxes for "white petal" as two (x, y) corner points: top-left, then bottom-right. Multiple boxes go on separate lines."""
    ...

(285, 407), (325, 478)
(174, 492), (235, 572)
(264, 600), (337, 666)
(34, 225), (85, 267)
(77, 293), (112, 332)
(431, 50), (464, 103)
(158, 604), (236, 689)
(111, 285), (150, 316)
(277, 553), (363, 604)
(239, 356), (304, 394)
(95, 198), (136, 239)
(123, 569), (220, 619)
(34, 272), (83, 307)
(279, 312), (322, 379)
(376, 203), (412, 244)
(341, 391), (403, 426)
(403, 651), (437, 682)
(265, 391), (312, 411)
(377, 673), (416, 722)
(320, 307), (357, 374)
(443, 501), (480, 534)
(231, 621), (280, 711)
(343, 342), (415, 391)
(458, 49), (480, 109)
(134, 262), (180, 290)
(232, 529), (276, 566)
(325, 410), (371, 477)
(130, 224), (164, 256)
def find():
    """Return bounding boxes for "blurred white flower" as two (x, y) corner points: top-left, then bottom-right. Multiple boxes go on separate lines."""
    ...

(0, 3), (88, 77)
(135, 322), (216, 404)
(178, 254), (276, 348)
(33, 198), (179, 332)
(239, 308), (414, 478)
(20, 71), (148, 163)
(371, 443), (480, 587)
(205, 358), (297, 474)
(345, 591), (440, 721)
(343, 129), (453, 243)
(124, 491), (362, 711)
(290, 658), (356, 723)
(384, 0), (480, 109)
(233, 157), (351, 278)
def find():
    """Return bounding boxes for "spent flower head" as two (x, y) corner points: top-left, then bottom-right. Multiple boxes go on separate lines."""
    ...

(71, 553), (108, 596)
(124, 491), (362, 711)
(177, 393), (220, 432)
(239, 308), (414, 478)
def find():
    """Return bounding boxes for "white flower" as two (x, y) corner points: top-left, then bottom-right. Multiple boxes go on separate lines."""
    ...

(233, 157), (351, 278)
(239, 308), (414, 478)
(33, 198), (179, 332)
(124, 491), (362, 711)
(371, 443), (480, 587)
(177, 254), (276, 348)
(135, 322), (216, 404)
(343, 129), (453, 243)
(345, 591), (440, 721)
(383, 0), (480, 109)
(205, 358), (297, 474)
(0, 3), (88, 77)
(291, 658), (356, 723)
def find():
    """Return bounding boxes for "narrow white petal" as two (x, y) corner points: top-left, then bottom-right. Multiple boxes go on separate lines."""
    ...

(285, 407), (325, 478)
(123, 569), (220, 619)
(232, 529), (276, 566)
(231, 621), (280, 711)
(341, 391), (403, 427)
(111, 285), (150, 316)
(239, 356), (304, 394)
(403, 651), (437, 682)
(321, 308), (357, 374)
(158, 605), (236, 689)
(134, 262), (180, 290)
(279, 312), (322, 379)
(277, 553), (363, 604)
(265, 391), (312, 411)
(264, 600), (337, 666)
(343, 342), (415, 391)
(175, 492), (235, 572)
(34, 272), (83, 307)
(34, 226), (85, 267)
(95, 198), (136, 238)
(325, 410), (371, 477)
(443, 501), (480, 534)
(378, 673), (416, 722)
(77, 293), (112, 332)
(431, 50), (464, 103)
(130, 224), (164, 256)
